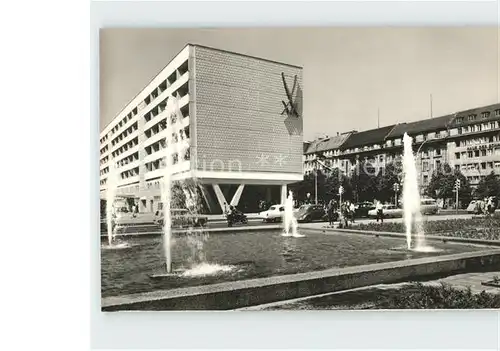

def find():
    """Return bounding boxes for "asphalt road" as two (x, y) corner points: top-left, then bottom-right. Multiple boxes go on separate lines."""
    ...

(206, 218), (278, 229)
(102, 212), (493, 234)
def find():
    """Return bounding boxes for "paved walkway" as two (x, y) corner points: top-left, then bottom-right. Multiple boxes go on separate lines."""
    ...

(423, 271), (500, 294)
(298, 213), (479, 230)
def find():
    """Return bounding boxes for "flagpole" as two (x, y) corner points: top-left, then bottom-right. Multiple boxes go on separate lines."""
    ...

(430, 94), (433, 118)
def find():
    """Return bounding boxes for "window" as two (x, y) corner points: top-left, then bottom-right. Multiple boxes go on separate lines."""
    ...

(423, 175), (429, 185)
(468, 151), (473, 158)
(495, 109), (500, 116)
(422, 161), (429, 172)
(481, 112), (490, 119)
(468, 114), (476, 121)
(474, 150), (480, 157)
(481, 162), (486, 170)
(455, 152), (460, 159)
(455, 165), (460, 171)
(435, 148), (442, 156)
(481, 149), (487, 157)
(455, 116), (464, 124)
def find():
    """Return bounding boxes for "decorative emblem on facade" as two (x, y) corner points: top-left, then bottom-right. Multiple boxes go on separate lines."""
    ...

(281, 72), (300, 118)
(256, 153), (270, 166)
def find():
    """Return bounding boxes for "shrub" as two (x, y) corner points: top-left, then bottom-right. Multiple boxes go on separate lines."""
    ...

(355, 217), (500, 240)
(377, 282), (500, 309)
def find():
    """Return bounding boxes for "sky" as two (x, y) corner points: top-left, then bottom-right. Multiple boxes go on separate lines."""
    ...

(100, 27), (499, 140)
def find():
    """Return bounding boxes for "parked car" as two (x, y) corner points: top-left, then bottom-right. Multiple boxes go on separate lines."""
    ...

(368, 198), (439, 219)
(420, 198), (439, 215)
(368, 204), (401, 218)
(258, 204), (285, 223)
(467, 197), (499, 214)
(154, 209), (208, 228)
(354, 202), (375, 218)
(295, 204), (331, 223)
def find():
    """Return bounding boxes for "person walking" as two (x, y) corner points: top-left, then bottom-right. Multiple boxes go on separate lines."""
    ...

(349, 201), (356, 224)
(376, 200), (384, 223)
(327, 199), (335, 226)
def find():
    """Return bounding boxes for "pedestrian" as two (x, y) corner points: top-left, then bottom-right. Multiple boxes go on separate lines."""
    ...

(327, 199), (335, 226)
(340, 201), (349, 228)
(349, 201), (356, 223)
(487, 197), (495, 216)
(376, 200), (384, 223)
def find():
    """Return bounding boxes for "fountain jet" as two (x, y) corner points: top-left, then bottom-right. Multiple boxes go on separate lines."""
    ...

(402, 133), (428, 251)
(105, 157), (118, 246)
(282, 190), (303, 238)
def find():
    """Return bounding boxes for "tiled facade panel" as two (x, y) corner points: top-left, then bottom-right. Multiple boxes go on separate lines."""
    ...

(196, 148), (303, 173)
(194, 46), (303, 174)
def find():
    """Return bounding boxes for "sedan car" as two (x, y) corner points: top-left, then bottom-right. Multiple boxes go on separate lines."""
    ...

(258, 204), (285, 223)
(368, 204), (402, 219)
(154, 209), (208, 228)
(295, 204), (332, 223)
(354, 202), (375, 218)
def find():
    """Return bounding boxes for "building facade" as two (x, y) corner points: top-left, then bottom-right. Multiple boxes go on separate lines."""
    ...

(100, 44), (304, 214)
(302, 103), (500, 194)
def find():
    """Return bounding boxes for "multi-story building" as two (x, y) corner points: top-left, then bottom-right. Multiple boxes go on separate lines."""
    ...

(302, 102), (500, 193)
(303, 132), (353, 174)
(383, 114), (455, 189)
(446, 104), (500, 186)
(100, 44), (304, 214)
(339, 125), (397, 175)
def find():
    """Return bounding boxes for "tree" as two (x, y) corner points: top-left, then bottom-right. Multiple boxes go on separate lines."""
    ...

(375, 161), (403, 203)
(425, 163), (472, 208)
(474, 171), (500, 199)
(453, 169), (472, 208)
(288, 171), (317, 202)
(425, 163), (455, 200)
(351, 161), (380, 202)
(323, 168), (353, 202)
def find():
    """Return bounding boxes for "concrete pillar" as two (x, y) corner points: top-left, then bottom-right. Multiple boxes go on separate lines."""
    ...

(280, 184), (287, 205)
(265, 187), (272, 202)
(230, 184), (245, 206)
(212, 184), (227, 214)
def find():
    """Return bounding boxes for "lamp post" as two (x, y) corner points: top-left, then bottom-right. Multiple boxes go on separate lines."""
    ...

(338, 185), (344, 207)
(315, 166), (318, 205)
(393, 182), (400, 207)
(454, 178), (461, 213)
(315, 155), (327, 205)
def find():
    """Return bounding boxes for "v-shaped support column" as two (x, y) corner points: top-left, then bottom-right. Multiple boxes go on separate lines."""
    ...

(212, 184), (245, 214)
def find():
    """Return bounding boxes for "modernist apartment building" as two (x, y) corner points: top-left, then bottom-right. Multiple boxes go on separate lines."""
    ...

(303, 102), (500, 191)
(100, 44), (304, 214)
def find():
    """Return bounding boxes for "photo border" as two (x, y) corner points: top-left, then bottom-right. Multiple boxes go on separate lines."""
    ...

(91, 1), (500, 349)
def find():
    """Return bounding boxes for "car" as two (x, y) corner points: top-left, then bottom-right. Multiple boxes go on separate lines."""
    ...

(258, 204), (285, 223)
(368, 204), (402, 218)
(295, 204), (330, 223)
(467, 197), (499, 214)
(368, 199), (440, 219)
(420, 198), (439, 215)
(354, 202), (375, 218)
(154, 209), (208, 228)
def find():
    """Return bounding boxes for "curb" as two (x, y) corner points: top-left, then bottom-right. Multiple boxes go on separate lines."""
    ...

(304, 226), (500, 248)
(101, 224), (281, 238)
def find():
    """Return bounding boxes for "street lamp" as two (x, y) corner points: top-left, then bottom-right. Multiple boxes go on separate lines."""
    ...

(393, 182), (400, 207)
(454, 178), (461, 213)
(315, 155), (327, 205)
(338, 185), (344, 206)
